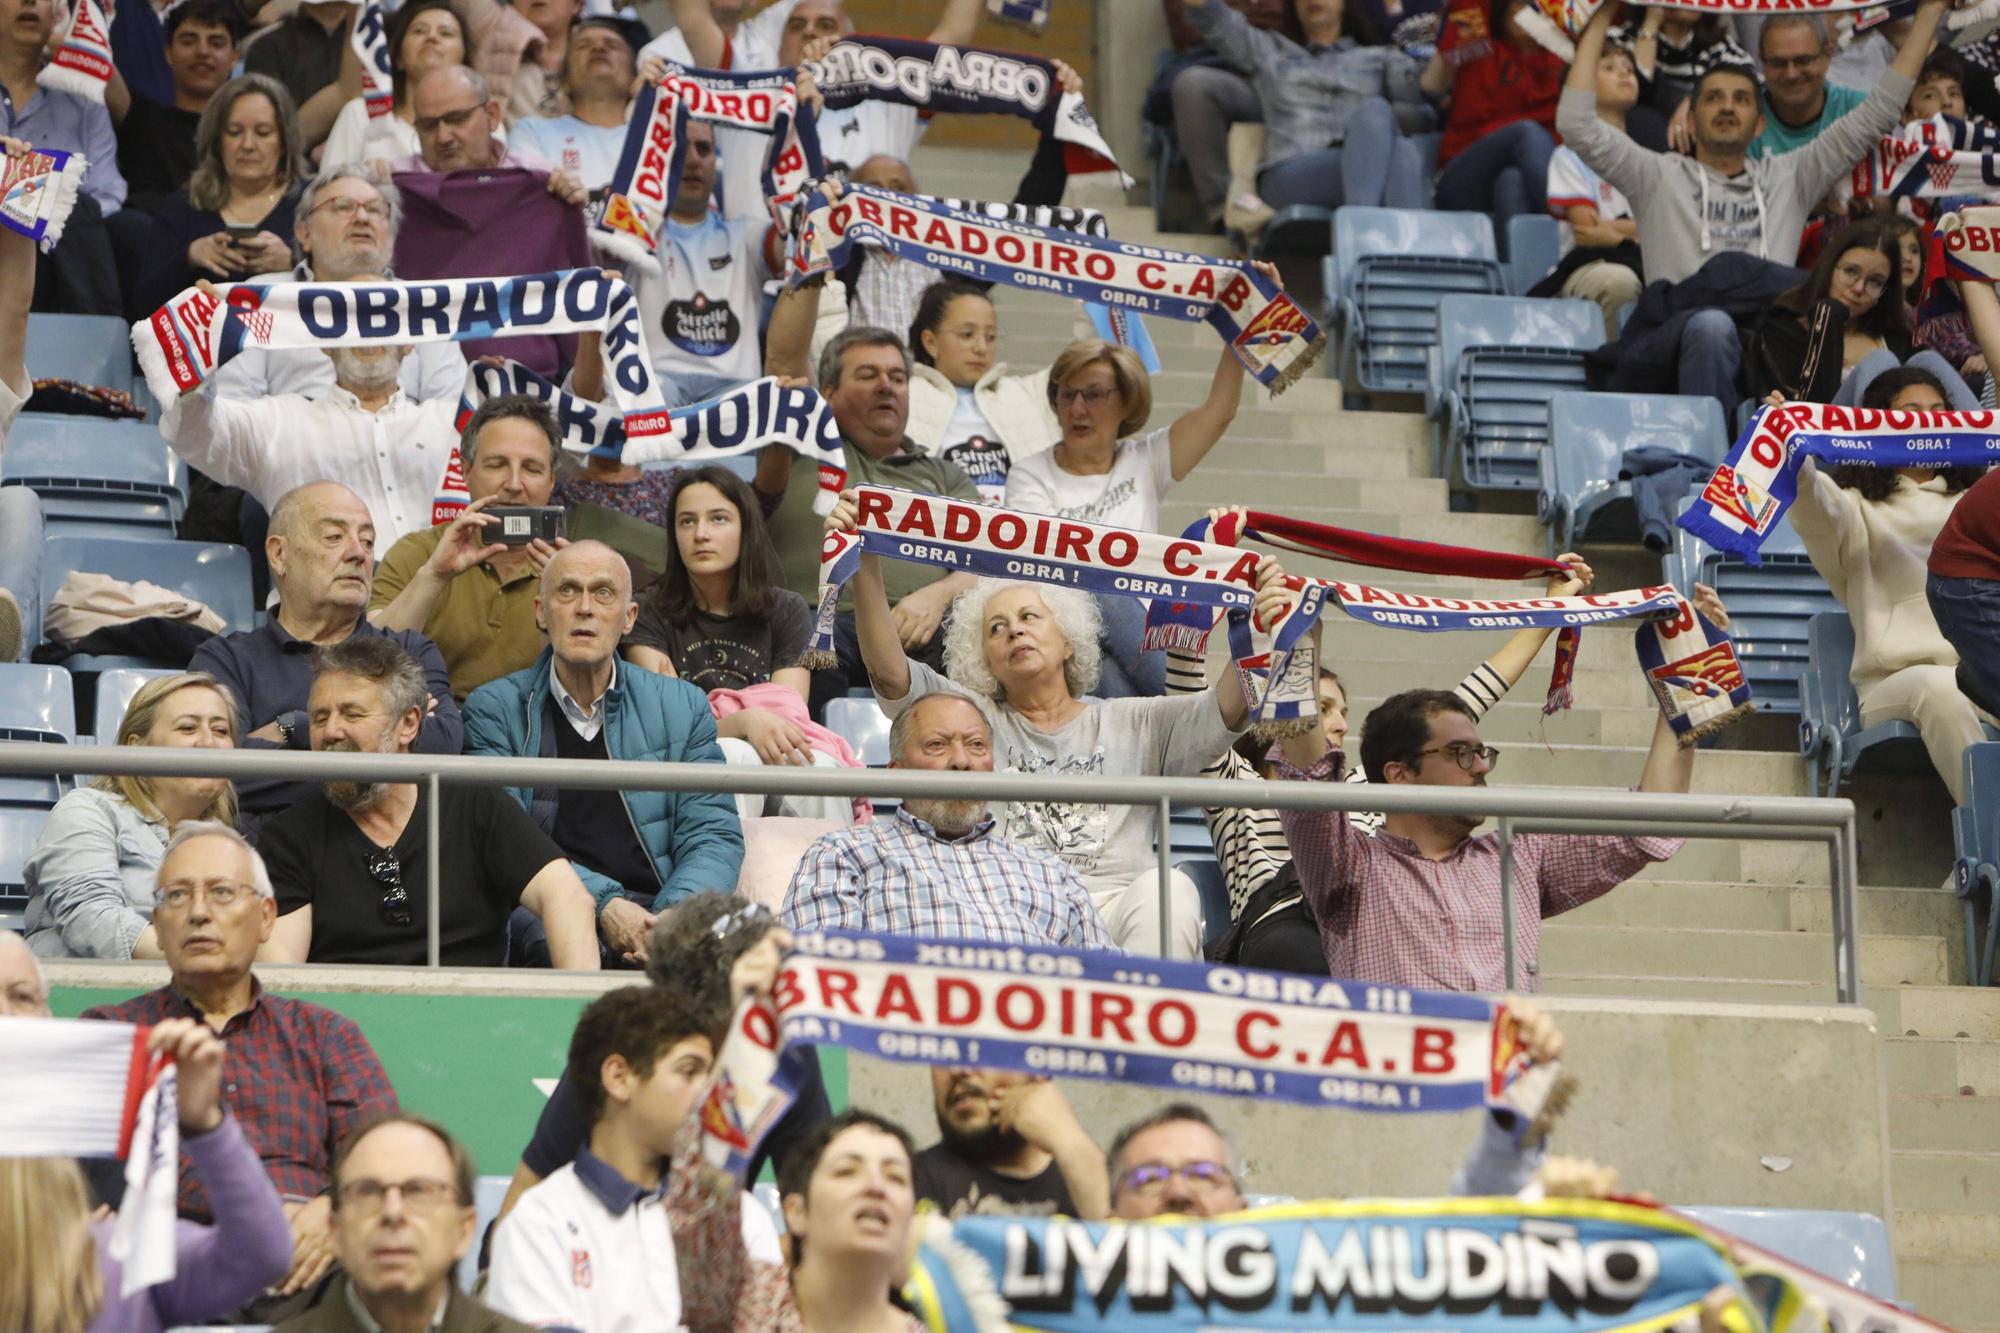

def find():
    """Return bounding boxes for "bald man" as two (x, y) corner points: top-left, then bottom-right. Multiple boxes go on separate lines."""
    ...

(464, 542), (745, 966)
(190, 482), (462, 823)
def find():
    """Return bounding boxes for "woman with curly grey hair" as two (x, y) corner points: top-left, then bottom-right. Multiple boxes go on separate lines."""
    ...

(825, 492), (1296, 960)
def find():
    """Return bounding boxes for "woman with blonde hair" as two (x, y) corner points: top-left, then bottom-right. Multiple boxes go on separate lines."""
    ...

(24, 673), (240, 959)
(0, 1158), (99, 1333)
(136, 73), (307, 312)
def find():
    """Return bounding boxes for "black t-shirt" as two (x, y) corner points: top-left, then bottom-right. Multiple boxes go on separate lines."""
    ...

(544, 692), (659, 897)
(626, 588), (813, 693)
(912, 1144), (1078, 1219)
(116, 95), (200, 212)
(259, 785), (561, 966)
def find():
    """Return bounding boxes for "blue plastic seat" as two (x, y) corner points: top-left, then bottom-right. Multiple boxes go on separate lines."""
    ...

(1330, 207), (1506, 402)
(1666, 498), (1828, 715)
(1797, 610), (1979, 798)
(38, 536), (255, 676)
(1678, 1207), (1896, 1300)
(1431, 295), (1603, 492)
(1952, 742), (2000, 986)
(1178, 858), (1231, 946)
(823, 696), (891, 767)
(0, 663), (75, 806)
(1, 414), (184, 537)
(1540, 392), (1727, 552)
(0, 487), (41, 661)
(0, 804), (49, 906)
(1505, 214), (1561, 296)
(24, 313), (133, 394)
(92, 667), (177, 744)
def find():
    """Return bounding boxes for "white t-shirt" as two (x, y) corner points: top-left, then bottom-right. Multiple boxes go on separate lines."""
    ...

(634, 209), (771, 386)
(1546, 146), (1633, 254)
(940, 387), (1010, 502)
(642, 0), (800, 219)
(487, 1156), (784, 1333)
(1003, 426), (1175, 533)
(816, 100), (925, 178)
(510, 114), (630, 192)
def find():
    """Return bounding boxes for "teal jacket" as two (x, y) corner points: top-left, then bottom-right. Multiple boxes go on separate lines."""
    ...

(463, 652), (745, 912)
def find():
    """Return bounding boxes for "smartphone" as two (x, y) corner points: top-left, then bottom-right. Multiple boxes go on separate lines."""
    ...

(222, 223), (261, 244)
(488, 506), (565, 546)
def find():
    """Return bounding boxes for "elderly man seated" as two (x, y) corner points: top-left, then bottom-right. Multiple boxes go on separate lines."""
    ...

(83, 823), (400, 1302)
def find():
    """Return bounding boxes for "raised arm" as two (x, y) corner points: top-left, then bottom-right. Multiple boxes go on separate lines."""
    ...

(1793, 0), (1942, 200)
(824, 489), (914, 699)
(764, 274), (824, 381)
(1634, 585), (1722, 796)
(1962, 277), (2000, 372)
(1555, 4), (1658, 197)
(1180, 0), (1269, 77)
(1168, 340), (1247, 483)
(0, 142), (27, 415)
(1461, 555), (1594, 709)
(669, 0), (728, 69)
(1216, 557), (1294, 731)
(928, 0), (986, 45)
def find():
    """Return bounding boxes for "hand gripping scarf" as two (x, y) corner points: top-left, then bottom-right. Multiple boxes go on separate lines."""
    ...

(695, 928), (1573, 1182)
(1838, 114), (2000, 203)
(351, 0), (396, 120)
(452, 358), (847, 520)
(1517, 0), (1999, 61)
(788, 183), (1327, 393)
(594, 67), (821, 272)
(0, 1018), (181, 1296)
(802, 487), (1328, 732)
(1679, 401), (2000, 562)
(986, 0), (1051, 32)
(902, 1200), (1779, 1333)
(0, 144), (85, 251)
(37, 0), (114, 101)
(133, 268), (675, 442)
(805, 35), (1131, 186)
(1152, 511), (1756, 745)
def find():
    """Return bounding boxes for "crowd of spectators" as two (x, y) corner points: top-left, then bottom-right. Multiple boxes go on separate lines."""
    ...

(4, 0), (2000, 1323)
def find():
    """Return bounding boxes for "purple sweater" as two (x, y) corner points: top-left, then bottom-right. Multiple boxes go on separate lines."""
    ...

(87, 1113), (293, 1332)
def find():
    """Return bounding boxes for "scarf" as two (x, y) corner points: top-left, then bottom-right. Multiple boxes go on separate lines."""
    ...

(1516, 0), (1998, 61)
(697, 928), (1570, 1181)
(805, 35), (1130, 185)
(1436, 0), (1494, 68)
(788, 183), (1327, 393)
(133, 267), (673, 440)
(1934, 203), (2000, 282)
(1679, 402), (2000, 562)
(902, 1200), (1771, 1333)
(1839, 115), (2000, 202)
(0, 1018), (180, 1296)
(351, 0), (395, 119)
(453, 359), (847, 518)
(594, 67), (819, 271)
(986, 0), (1050, 32)
(0, 143), (85, 252)
(803, 486), (1326, 731)
(36, 0), (114, 102)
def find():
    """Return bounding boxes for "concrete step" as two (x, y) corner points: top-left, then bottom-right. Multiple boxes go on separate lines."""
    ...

(1888, 1094), (2000, 1152)
(1892, 986), (2000, 1040)
(1562, 880), (1961, 938)
(1153, 471), (1452, 510)
(1896, 1260), (2000, 1333)
(1542, 926), (1947, 987)
(1470, 700), (1662, 748)
(1890, 1150), (2000, 1211)
(1160, 503), (1548, 553)
(1886, 1037), (2000, 1096)
(1893, 1208), (2000, 1262)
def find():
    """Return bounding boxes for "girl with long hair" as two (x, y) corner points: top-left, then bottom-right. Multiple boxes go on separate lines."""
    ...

(320, 0), (470, 167)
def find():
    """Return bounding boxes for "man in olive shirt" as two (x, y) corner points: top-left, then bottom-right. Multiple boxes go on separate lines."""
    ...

(768, 282), (984, 714)
(369, 395), (563, 700)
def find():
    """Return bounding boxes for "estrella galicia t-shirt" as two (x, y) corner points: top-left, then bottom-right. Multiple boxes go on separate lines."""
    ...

(634, 209), (767, 388)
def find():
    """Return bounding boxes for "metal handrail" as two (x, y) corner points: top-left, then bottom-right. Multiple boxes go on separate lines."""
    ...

(0, 743), (1863, 1001)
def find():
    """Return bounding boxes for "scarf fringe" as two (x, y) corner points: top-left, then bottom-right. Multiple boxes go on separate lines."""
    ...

(1514, 7), (1577, 61)
(1527, 1071), (1580, 1145)
(1266, 330), (1329, 396)
(1251, 716), (1317, 743)
(35, 60), (105, 101)
(908, 1213), (1012, 1333)
(1540, 683), (1573, 717)
(1679, 700), (1757, 748)
(1143, 621), (1217, 654)
(797, 649), (839, 672)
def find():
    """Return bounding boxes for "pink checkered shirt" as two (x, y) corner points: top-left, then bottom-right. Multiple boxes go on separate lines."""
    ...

(1276, 752), (1681, 992)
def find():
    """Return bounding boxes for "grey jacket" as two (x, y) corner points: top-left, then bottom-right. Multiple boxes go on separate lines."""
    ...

(1555, 74), (1914, 285)
(23, 786), (168, 959)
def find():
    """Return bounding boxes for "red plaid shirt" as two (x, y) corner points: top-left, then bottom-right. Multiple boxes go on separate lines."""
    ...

(1277, 752), (1682, 992)
(83, 978), (397, 1221)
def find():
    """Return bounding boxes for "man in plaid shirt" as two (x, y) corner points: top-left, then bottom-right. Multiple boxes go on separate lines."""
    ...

(1275, 616), (1709, 991)
(783, 693), (1116, 950)
(84, 823), (399, 1302)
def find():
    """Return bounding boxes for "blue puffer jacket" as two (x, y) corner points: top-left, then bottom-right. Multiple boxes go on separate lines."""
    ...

(463, 651), (745, 912)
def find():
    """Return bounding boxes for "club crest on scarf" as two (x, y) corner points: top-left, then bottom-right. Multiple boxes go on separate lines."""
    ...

(0, 144), (86, 252)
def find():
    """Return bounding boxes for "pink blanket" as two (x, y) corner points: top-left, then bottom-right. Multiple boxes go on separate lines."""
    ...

(707, 682), (870, 820)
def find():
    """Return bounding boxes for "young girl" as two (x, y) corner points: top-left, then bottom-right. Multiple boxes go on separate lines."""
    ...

(904, 278), (1059, 502)
(625, 466), (859, 823)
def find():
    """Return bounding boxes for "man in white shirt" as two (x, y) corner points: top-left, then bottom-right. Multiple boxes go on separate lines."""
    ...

(209, 164), (467, 404)
(510, 17), (641, 192)
(487, 984), (783, 1330)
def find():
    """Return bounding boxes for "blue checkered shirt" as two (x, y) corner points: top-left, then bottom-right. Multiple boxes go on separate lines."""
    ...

(782, 809), (1117, 951)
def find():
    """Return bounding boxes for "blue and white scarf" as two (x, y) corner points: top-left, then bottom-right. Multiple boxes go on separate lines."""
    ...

(805, 35), (1130, 186)
(0, 145), (85, 252)
(594, 67), (821, 271)
(1840, 114), (2000, 202)
(350, 0), (395, 119)
(789, 184), (1327, 393)
(1679, 402), (2000, 563)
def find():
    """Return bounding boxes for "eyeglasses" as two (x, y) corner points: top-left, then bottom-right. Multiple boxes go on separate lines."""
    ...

(1833, 262), (1889, 297)
(1055, 385), (1116, 408)
(1411, 743), (1500, 772)
(154, 882), (252, 911)
(413, 103), (485, 135)
(549, 581), (624, 606)
(309, 196), (390, 222)
(336, 1177), (460, 1213)
(1117, 1161), (1236, 1197)
(366, 848), (412, 928)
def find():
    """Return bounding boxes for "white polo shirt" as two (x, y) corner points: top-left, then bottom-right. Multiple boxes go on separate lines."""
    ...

(487, 1150), (784, 1333)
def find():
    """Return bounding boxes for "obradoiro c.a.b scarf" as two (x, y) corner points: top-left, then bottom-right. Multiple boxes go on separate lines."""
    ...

(351, 0), (395, 119)
(788, 183), (1325, 393)
(451, 358), (847, 522)
(0, 144), (85, 252)
(37, 0), (114, 101)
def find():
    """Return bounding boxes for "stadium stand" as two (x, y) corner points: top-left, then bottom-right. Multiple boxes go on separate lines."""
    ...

(1325, 206), (1505, 406)
(1429, 293), (1603, 492)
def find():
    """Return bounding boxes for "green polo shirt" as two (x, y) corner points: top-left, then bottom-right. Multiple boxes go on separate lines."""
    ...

(370, 526), (545, 700)
(841, 437), (984, 607)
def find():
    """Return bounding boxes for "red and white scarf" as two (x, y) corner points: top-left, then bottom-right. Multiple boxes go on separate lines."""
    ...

(38, 0), (116, 102)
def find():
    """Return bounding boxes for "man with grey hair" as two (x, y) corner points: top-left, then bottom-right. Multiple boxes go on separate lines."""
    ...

(1750, 15), (1864, 158)
(192, 481), (460, 824)
(782, 691), (1112, 948)
(210, 164), (467, 402)
(465, 540), (745, 967)
(83, 821), (400, 1300)
(258, 636), (602, 970)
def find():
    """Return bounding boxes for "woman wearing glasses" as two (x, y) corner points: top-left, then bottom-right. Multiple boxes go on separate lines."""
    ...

(1003, 263), (1288, 699)
(1744, 217), (1979, 408)
(320, 0), (472, 170)
(23, 673), (240, 960)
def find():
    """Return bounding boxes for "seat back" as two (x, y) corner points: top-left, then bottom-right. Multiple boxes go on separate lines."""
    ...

(1805, 611), (1863, 737)
(0, 805), (47, 906)
(823, 696), (891, 767)
(0, 487), (42, 661)
(1179, 858), (1231, 946)
(1334, 208), (1506, 395)
(1542, 392), (1727, 545)
(1439, 296), (1603, 491)
(1333, 207), (1498, 295)
(1505, 214), (1562, 295)
(1668, 500), (1826, 713)
(93, 667), (179, 743)
(1677, 1207), (1896, 1300)
(25, 314), (134, 394)
(2, 416), (185, 536)
(0, 663), (77, 740)
(40, 536), (258, 640)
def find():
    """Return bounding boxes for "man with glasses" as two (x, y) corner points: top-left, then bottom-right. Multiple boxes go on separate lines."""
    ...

(83, 822), (400, 1305)
(257, 636), (603, 969)
(274, 1112), (537, 1332)
(1275, 615), (1707, 990)
(464, 540), (745, 966)
(1749, 17), (1865, 159)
